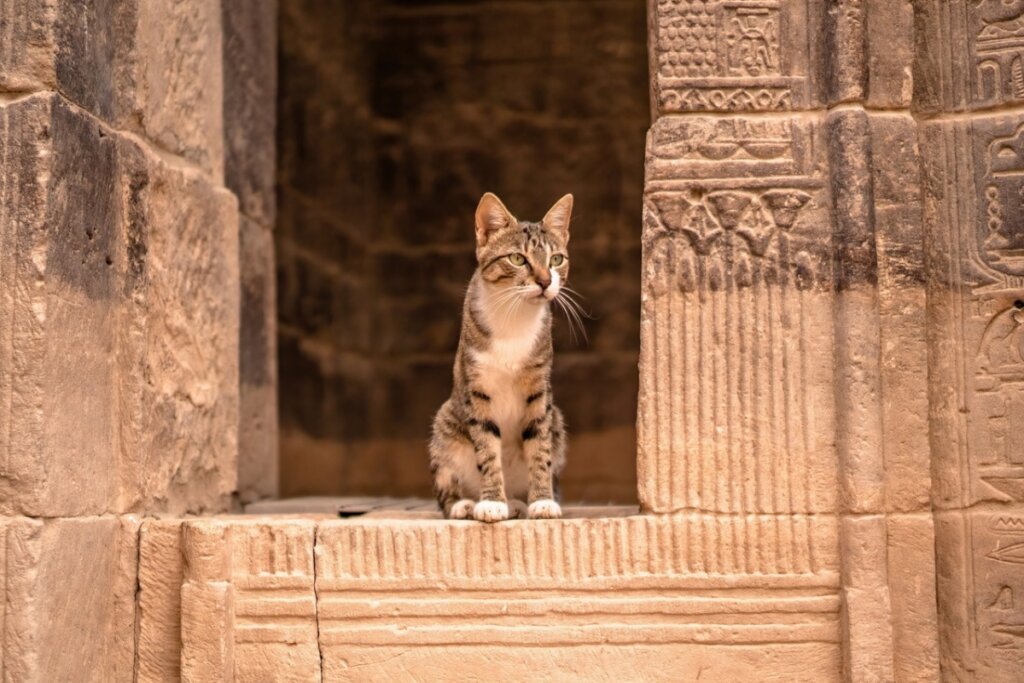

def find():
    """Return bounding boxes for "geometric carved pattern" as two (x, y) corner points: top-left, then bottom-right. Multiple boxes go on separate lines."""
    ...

(144, 516), (842, 681)
(314, 516), (840, 678)
(652, 0), (811, 112)
(640, 115), (836, 523)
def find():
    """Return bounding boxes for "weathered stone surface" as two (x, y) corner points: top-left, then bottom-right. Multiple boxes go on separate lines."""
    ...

(181, 521), (234, 683)
(922, 111), (1024, 681)
(869, 114), (930, 514)
(0, 93), (238, 516)
(0, 516), (139, 682)
(913, 0), (1024, 114)
(886, 514), (941, 683)
(2, 0), (223, 176)
(137, 520), (185, 683)
(316, 516), (840, 681)
(239, 215), (279, 503)
(0, 0), (56, 91)
(0, 93), (122, 516)
(839, 515), (895, 682)
(141, 518), (321, 682)
(650, 0), (821, 114)
(223, 0), (277, 225)
(639, 114), (838, 516)
(116, 131), (239, 515)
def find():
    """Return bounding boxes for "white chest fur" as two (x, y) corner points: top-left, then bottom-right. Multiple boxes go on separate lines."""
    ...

(471, 297), (545, 466)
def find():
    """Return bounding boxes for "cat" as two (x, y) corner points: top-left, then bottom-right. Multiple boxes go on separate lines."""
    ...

(429, 192), (575, 522)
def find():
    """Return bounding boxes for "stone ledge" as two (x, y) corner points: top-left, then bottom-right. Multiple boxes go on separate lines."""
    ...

(138, 513), (841, 682)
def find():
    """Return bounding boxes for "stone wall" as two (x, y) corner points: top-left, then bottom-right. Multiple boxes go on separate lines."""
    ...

(0, 0), (275, 677)
(276, 0), (649, 503)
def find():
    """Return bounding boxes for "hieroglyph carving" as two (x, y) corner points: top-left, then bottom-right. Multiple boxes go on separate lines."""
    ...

(973, 0), (1024, 106)
(653, 0), (808, 112)
(926, 115), (1024, 677)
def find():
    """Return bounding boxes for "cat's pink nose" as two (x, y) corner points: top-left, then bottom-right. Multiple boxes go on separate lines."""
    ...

(537, 276), (551, 290)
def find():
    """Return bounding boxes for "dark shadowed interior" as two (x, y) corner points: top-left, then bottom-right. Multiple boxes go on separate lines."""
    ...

(275, 0), (649, 503)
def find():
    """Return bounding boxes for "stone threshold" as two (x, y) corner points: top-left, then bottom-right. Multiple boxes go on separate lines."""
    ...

(244, 496), (641, 519)
(139, 507), (842, 681)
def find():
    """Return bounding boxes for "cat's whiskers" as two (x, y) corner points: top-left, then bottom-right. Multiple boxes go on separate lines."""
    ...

(491, 284), (534, 334)
(552, 285), (590, 345)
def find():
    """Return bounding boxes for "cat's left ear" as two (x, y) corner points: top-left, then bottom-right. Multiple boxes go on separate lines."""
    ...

(543, 194), (574, 244)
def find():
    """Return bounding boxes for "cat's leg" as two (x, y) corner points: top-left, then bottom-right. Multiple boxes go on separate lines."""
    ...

(523, 395), (562, 519)
(467, 416), (509, 522)
(550, 405), (567, 503)
(430, 400), (478, 519)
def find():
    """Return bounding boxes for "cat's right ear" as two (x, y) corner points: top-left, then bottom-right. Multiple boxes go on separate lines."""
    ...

(475, 193), (515, 247)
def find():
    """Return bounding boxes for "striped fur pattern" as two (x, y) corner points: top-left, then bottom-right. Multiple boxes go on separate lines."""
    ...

(430, 193), (573, 522)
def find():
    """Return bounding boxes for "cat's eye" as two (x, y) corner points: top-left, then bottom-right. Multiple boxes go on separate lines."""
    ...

(550, 254), (565, 267)
(508, 254), (526, 266)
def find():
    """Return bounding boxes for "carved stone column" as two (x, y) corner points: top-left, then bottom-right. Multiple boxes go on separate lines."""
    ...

(638, 1), (939, 680)
(915, 1), (1024, 679)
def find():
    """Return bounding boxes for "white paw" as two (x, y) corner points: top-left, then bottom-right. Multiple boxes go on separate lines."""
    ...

(528, 499), (562, 519)
(450, 499), (476, 519)
(473, 500), (510, 523)
(508, 499), (529, 519)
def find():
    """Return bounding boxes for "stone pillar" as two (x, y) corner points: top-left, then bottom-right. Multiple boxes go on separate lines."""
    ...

(223, 0), (280, 504)
(638, 1), (937, 680)
(0, 1), (272, 678)
(914, 1), (1024, 679)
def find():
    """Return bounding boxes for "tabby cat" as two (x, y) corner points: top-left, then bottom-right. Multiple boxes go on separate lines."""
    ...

(429, 192), (575, 522)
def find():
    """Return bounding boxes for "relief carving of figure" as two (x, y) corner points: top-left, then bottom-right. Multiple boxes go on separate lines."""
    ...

(978, 302), (1024, 372)
(723, 10), (780, 77)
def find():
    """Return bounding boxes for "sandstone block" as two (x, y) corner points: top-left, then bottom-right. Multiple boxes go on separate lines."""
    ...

(638, 114), (838, 516)
(0, 0), (55, 91)
(223, 0), (277, 225)
(0, 93), (122, 516)
(141, 519), (321, 682)
(886, 515), (940, 683)
(117, 115), (240, 515)
(2, 0), (223, 175)
(935, 509), (1024, 681)
(912, 0), (1024, 115)
(824, 0), (915, 107)
(239, 215), (279, 503)
(864, 0), (915, 108)
(921, 114), (1024, 510)
(868, 114), (930, 514)
(181, 521), (235, 683)
(137, 520), (185, 683)
(827, 108), (885, 516)
(839, 516), (895, 682)
(316, 516), (841, 681)
(0, 93), (238, 516)
(230, 520), (320, 683)
(649, 0), (821, 115)
(0, 516), (139, 682)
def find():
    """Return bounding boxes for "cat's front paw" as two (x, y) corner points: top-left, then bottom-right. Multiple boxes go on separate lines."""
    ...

(473, 500), (510, 523)
(450, 499), (476, 519)
(528, 499), (562, 519)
